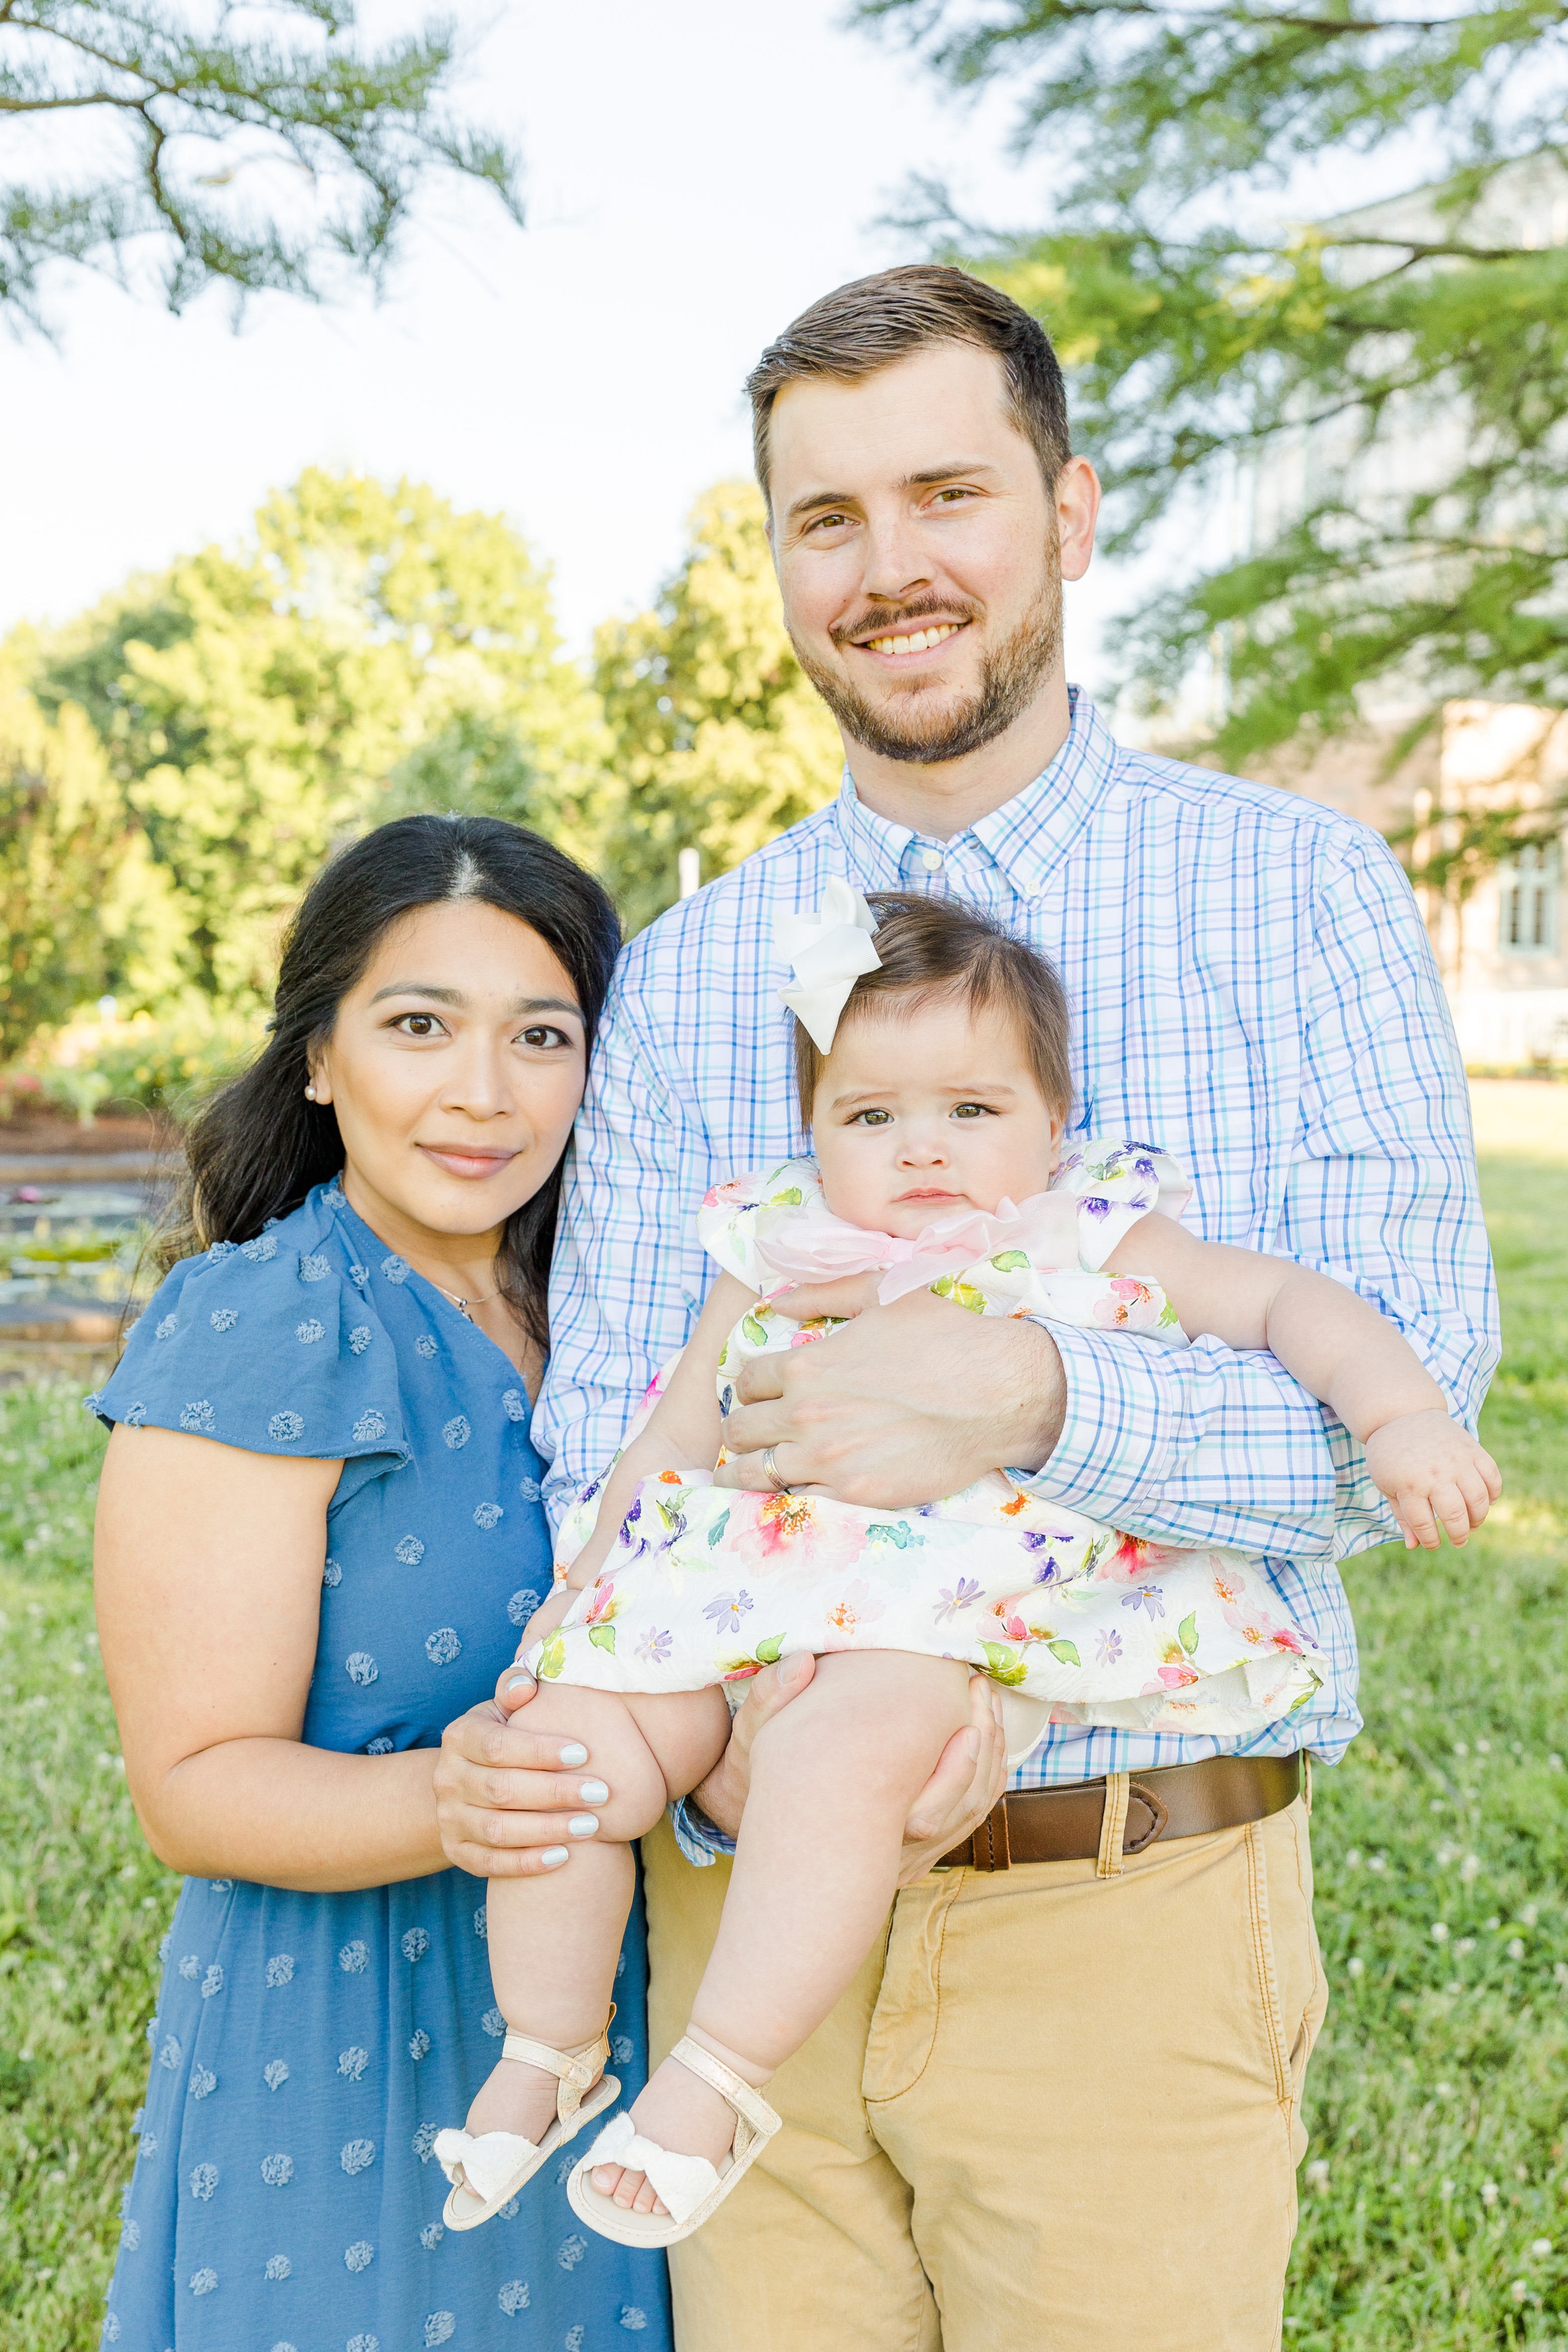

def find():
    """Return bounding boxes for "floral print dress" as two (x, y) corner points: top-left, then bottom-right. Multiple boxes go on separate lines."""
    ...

(532, 1142), (1325, 1760)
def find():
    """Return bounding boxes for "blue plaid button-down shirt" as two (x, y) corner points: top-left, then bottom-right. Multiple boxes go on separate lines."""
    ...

(536, 688), (1498, 1811)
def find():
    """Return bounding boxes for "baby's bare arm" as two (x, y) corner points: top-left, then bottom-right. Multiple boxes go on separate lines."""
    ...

(1107, 1212), (1446, 1437)
(561, 1272), (756, 1592)
(1107, 1212), (1500, 1546)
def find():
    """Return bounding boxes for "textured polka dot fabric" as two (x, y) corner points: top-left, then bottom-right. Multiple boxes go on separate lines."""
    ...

(92, 1182), (670, 2351)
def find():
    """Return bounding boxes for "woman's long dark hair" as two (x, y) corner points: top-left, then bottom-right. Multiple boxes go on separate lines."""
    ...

(160, 815), (620, 1354)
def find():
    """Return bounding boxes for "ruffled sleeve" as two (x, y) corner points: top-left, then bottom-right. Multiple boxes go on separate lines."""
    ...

(695, 1160), (820, 1289)
(1049, 1137), (1192, 1271)
(90, 1195), (408, 1495)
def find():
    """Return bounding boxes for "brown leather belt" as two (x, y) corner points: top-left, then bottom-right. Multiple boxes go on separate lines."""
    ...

(935, 1752), (1304, 1871)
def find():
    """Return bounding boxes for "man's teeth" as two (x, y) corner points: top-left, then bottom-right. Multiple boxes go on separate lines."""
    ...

(865, 622), (963, 655)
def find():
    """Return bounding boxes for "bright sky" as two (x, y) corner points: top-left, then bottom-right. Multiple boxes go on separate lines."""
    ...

(0, 0), (1140, 689)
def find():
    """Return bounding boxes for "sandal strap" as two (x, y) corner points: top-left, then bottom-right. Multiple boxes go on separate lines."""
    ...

(668, 2035), (780, 2139)
(502, 2015), (612, 2120)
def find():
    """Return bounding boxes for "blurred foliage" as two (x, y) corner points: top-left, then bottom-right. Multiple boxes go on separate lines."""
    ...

(596, 482), (843, 932)
(21, 469), (605, 1010)
(861, 0), (1568, 834)
(0, 663), (142, 1064)
(35, 1003), (265, 1122)
(0, 468), (831, 1081)
(1, 0), (522, 335)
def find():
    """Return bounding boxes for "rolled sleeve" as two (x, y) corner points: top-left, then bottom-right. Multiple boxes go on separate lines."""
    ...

(1025, 1323), (1340, 1555)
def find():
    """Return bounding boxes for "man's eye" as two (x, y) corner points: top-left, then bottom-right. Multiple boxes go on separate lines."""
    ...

(807, 510), (853, 533)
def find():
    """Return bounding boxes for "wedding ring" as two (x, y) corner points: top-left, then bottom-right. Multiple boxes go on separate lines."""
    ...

(761, 1445), (787, 1494)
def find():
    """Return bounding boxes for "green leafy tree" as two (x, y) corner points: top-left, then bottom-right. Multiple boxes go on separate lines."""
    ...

(1, 0), (522, 332)
(861, 0), (1568, 843)
(0, 665), (138, 1060)
(596, 482), (845, 932)
(26, 469), (604, 1005)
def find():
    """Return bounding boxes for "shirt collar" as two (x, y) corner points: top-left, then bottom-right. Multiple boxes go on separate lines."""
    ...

(831, 686), (1121, 902)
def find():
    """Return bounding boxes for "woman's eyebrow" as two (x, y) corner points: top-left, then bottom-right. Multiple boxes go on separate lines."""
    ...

(367, 981), (582, 1020)
(368, 981), (465, 1006)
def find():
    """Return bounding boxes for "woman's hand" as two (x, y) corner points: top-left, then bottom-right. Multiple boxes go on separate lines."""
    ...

(434, 1677), (615, 1878)
(439, 1650), (1007, 1885)
(692, 1655), (1007, 1885)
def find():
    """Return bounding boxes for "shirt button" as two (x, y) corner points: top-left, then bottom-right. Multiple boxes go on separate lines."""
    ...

(920, 849), (944, 873)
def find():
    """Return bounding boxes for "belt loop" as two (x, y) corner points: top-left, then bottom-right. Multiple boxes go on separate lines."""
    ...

(1096, 1772), (1130, 1878)
(1303, 1753), (1313, 1815)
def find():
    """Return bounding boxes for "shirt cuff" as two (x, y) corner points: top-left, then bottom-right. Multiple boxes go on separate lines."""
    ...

(667, 1797), (736, 1868)
(1021, 1318), (1177, 1518)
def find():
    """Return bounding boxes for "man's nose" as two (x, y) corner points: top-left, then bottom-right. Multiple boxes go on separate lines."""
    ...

(861, 505), (932, 608)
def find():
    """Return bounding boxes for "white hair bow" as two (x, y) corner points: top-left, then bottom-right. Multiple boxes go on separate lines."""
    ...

(775, 877), (882, 1053)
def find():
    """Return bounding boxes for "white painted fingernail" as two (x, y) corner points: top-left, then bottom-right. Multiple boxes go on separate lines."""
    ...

(558, 1742), (589, 1767)
(577, 1779), (610, 1805)
(541, 1847), (569, 1868)
(506, 1673), (534, 1693)
(568, 1814), (599, 1837)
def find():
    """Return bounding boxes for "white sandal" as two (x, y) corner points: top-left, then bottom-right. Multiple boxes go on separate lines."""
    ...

(565, 2034), (781, 2247)
(433, 2016), (621, 2231)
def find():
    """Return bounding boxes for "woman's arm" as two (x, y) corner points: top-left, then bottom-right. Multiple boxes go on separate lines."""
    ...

(96, 1424), (452, 1892)
(1107, 1213), (1500, 1545)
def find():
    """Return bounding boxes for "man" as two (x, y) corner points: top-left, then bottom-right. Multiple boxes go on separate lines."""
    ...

(488, 267), (1497, 2347)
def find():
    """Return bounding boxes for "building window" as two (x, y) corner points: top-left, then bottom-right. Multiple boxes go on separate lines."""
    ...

(1499, 842), (1558, 954)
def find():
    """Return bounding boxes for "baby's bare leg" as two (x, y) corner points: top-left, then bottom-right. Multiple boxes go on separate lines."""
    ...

(467, 1681), (729, 2145)
(594, 1651), (970, 2214)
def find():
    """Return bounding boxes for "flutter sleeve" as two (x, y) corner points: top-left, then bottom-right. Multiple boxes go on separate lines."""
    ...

(91, 1219), (408, 1500)
(1049, 1138), (1192, 1271)
(695, 1161), (821, 1290)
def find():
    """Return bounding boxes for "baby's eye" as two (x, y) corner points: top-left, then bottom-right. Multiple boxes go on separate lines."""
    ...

(951, 1102), (993, 1120)
(855, 1108), (893, 1127)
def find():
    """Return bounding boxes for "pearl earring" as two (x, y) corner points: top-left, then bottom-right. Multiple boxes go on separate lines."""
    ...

(304, 1083), (318, 1101)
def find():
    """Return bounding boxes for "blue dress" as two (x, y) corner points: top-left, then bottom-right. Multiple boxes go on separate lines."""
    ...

(93, 1181), (672, 2352)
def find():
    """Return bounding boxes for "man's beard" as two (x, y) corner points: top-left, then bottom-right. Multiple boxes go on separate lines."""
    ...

(790, 556), (1063, 767)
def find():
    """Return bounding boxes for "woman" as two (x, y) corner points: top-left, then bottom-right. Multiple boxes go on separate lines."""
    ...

(92, 816), (672, 2350)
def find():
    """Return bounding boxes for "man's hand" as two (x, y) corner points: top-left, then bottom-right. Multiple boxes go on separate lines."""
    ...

(692, 1655), (1008, 1885)
(718, 1283), (1066, 1505)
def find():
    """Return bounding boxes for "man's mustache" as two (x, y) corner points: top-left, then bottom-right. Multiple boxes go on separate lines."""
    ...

(829, 595), (983, 649)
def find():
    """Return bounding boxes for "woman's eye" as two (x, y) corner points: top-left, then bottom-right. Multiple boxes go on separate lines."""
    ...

(395, 1013), (442, 1039)
(520, 1025), (570, 1051)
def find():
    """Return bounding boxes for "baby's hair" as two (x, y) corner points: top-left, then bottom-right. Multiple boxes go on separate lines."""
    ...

(792, 891), (1073, 1129)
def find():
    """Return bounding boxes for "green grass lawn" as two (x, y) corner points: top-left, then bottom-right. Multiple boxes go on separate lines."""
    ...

(0, 1137), (1564, 2350)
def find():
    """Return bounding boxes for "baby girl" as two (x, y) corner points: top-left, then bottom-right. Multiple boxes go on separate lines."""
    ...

(434, 885), (1499, 2250)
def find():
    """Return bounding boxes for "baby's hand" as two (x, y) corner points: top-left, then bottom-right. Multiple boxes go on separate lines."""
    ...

(1363, 1408), (1501, 1549)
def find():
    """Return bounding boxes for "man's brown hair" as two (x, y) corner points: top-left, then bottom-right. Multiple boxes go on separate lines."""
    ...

(793, 891), (1073, 1130)
(747, 264), (1070, 511)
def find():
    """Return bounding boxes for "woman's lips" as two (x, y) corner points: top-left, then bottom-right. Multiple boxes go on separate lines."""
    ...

(417, 1144), (521, 1181)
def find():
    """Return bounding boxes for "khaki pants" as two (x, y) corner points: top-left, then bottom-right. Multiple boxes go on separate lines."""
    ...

(643, 1792), (1326, 2352)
